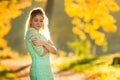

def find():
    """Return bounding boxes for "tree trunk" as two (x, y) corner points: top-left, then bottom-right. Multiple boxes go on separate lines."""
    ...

(45, 0), (54, 26)
(112, 57), (120, 65)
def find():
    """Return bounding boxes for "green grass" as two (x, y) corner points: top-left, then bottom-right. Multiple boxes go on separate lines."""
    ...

(52, 53), (120, 80)
(0, 64), (16, 80)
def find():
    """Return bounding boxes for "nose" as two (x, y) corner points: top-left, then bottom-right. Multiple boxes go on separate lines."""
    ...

(37, 22), (40, 25)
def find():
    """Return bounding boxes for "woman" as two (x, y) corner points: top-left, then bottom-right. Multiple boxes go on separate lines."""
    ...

(24, 7), (57, 80)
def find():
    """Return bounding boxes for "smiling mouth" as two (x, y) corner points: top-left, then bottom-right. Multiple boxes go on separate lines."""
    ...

(36, 26), (40, 27)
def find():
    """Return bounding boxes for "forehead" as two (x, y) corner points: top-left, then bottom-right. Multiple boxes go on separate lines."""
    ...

(33, 14), (44, 20)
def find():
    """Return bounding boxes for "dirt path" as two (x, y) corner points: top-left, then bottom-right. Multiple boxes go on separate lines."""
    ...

(1, 59), (89, 80)
(12, 71), (88, 80)
(13, 68), (88, 80)
(53, 69), (88, 80)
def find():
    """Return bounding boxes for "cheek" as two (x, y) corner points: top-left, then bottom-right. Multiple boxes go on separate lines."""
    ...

(31, 22), (36, 26)
(42, 22), (44, 26)
(39, 22), (43, 26)
(40, 23), (44, 28)
(41, 23), (44, 28)
(31, 23), (34, 26)
(42, 23), (44, 26)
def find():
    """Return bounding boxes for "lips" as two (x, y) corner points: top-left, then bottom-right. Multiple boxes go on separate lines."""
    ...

(36, 26), (40, 28)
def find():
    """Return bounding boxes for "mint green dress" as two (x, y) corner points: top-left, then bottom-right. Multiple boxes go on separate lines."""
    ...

(25, 28), (54, 80)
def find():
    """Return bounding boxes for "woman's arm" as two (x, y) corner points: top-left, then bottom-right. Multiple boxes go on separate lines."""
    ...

(39, 46), (49, 56)
(27, 28), (48, 56)
(32, 39), (57, 55)
(43, 40), (57, 55)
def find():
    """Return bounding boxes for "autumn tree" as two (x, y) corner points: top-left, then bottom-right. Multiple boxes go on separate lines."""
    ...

(0, 0), (31, 58)
(65, 0), (120, 56)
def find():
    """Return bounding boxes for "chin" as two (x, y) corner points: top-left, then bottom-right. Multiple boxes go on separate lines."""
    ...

(37, 28), (41, 30)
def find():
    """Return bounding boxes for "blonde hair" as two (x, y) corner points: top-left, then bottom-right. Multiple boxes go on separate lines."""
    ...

(24, 7), (50, 40)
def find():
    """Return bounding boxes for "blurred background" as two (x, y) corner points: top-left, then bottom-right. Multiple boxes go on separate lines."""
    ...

(0, 0), (120, 80)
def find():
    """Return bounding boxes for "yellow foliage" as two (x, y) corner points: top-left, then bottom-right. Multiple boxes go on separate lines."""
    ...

(5, 72), (16, 79)
(72, 27), (80, 35)
(65, 0), (119, 46)
(95, 38), (104, 46)
(84, 12), (92, 23)
(100, 15), (116, 26)
(97, 3), (109, 15)
(72, 27), (86, 40)
(102, 24), (117, 32)
(72, 17), (80, 25)
(0, 0), (31, 49)
(0, 22), (11, 38)
(79, 33), (86, 40)
(90, 31), (98, 40)
(0, 47), (19, 59)
(91, 31), (105, 40)
(0, 39), (7, 48)
(0, 65), (6, 72)
(58, 50), (67, 57)
(92, 20), (100, 30)
(84, 23), (94, 33)
(107, 1), (120, 11)
(72, 18), (84, 29)
(65, 0), (84, 18)
(90, 31), (105, 45)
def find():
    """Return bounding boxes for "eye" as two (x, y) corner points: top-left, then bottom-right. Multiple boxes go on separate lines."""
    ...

(40, 20), (43, 22)
(34, 19), (38, 22)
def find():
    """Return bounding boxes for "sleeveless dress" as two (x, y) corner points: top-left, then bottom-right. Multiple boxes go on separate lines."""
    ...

(25, 27), (54, 80)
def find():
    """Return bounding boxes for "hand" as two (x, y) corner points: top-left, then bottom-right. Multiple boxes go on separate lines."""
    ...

(32, 38), (45, 46)
(48, 40), (54, 45)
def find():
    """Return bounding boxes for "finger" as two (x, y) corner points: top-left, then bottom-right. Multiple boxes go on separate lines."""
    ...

(35, 44), (39, 47)
(34, 38), (39, 40)
(34, 43), (38, 46)
(32, 39), (36, 42)
(32, 39), (37, 42)
(34, 43), (40, 46)
(32, 38), (38, 41)
(32, 40), (36, 43)
(32, 41), (37, 45)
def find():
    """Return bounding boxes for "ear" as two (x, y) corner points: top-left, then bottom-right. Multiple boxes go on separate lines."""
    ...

(30, 22), (33, 27)
(30, 19), (32, 27)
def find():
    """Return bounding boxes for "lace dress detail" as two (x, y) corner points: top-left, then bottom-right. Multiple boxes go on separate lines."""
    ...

(25, 28), (54, 80)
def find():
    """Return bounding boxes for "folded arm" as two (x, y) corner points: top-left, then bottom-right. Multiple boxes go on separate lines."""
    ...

(32, 39), (57, 55)
(28, 28), (48, 56)
(38, 46), (49, 56)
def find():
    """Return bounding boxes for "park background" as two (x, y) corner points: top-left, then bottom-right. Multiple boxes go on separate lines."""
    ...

(0, 0), (120, 80)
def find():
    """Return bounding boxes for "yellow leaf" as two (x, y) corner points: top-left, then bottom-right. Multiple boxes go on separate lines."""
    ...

(0, 38), (7, 48)
(84, 13), (91, 22)
(79, 32), (86, 40)
(90, 31), (98, 40)
(107, 1), (120, 12)
(102, 24), (117, 32)
(90, 31), (105, 40)
(100, 15), (116, 26)
(72, 27), (81, 35)
(84, 23), (93, 33)
(95, 38), (104, 46)
(92, 20), (100, 30)
(72, 18), (80, 25)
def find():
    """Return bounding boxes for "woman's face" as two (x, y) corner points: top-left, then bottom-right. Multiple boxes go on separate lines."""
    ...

(31, 14), (44, 31)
